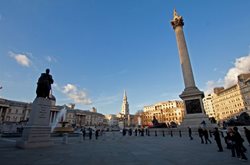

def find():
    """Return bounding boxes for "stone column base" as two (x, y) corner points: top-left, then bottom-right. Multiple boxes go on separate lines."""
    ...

(179, 113), (216, 129)
(16, 126), (53, 149)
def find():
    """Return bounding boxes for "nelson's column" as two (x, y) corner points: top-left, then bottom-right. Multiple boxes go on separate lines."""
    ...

(171, 9), (210, 128)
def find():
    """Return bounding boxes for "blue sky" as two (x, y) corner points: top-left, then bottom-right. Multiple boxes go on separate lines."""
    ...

(0, 0), (250, 115)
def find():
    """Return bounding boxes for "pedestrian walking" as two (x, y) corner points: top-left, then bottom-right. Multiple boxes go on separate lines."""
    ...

(198, 127), (204, 144)
(129, 128), (132, 136)
(145, 128), (148, 136)
(188, 127), (193, 140)
(122, 128), (126, 136)
(213, 127), (223, 152)
(88, 128), (92, 140)
(141, 128), (144, 136)
(243, 127), (250, 146)
(203, 128), (211, 144)
(135, 128), (138, 136)
(95, 129), (99, 140)
(81, 127), (86, 140)
(179, 130), (182, 137)
(233, 127), (248, 161)
(227, 128), (237, 157)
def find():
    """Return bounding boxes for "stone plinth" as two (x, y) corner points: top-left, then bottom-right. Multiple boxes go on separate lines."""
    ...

(179, 88), (215, 129)
(16, 97), (53, 149)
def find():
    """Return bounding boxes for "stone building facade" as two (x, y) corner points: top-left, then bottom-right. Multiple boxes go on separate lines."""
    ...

(0, 97), (105, 130)
(0, 98), (31, 123)
(212, 73), (250, 122)
(142, 100), (184, 126)
(65, 107), (105, 128)
(202, 94), (216, 118)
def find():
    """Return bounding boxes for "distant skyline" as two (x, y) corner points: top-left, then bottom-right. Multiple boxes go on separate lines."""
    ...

(1, 1), (250, 115)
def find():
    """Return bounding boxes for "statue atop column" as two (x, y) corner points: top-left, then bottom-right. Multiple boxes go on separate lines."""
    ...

(36, 68), (54, 98)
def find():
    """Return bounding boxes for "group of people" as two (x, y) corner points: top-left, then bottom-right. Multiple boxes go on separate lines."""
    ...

(198, 127), (212, 144)
(122, 128), (174, 137)
(188, 126), (249, 161)
(80, 127), (102, 140)
(223, 127), (249, 161)
(122, 128), (147, 136)
(203, 126), (249, 161)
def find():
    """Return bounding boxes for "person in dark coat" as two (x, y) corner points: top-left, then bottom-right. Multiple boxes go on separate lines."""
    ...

(188, 127), (193, 140)
(227, 128), (237, 157)
(95, 129), (99, 140)
(243, 127), (250, 146)
(233, 127), (247, 160)
(198, 127), (204, 144)
(122, 128), (126, 136)
(135, 128), (138, 136)
(213, 127), (223, 152)
(141, 128), (144, 136)
(128, 128), (132, 136)
(88, 128), (92, 140)
(81, 127), (86, 140)
(203, 128), (211, 144)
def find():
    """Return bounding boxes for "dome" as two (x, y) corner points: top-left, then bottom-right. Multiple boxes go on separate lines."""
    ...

(49, 95), (56, 101)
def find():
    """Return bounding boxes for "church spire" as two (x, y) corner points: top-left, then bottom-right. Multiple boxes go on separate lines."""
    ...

(123, 90), (127, 100)
(121, 90), (129, 115)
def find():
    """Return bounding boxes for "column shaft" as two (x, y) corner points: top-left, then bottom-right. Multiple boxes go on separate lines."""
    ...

(175, 26), (196, 88)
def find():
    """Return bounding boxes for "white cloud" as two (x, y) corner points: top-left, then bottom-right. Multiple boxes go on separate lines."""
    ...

(62, 84), (92, 105)
(204, 79), (223, 94)
(224, 54), (250, 88)
(46, 56), (57, 63)
(205, 54), (250, 94)
(9, 51), (32, 67)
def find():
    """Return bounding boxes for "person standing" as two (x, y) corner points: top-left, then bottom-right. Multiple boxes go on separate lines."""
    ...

(135, 128), (138, 136)
(141, 128), (144, 136)
(203, 128), (211, 144)
(227, 128), (237, 157)
(188, 127), (193, 140)
(243, 127), (250, 146)
(233, 127), (248, 161)
(198, 127), (204, 143)
(88, 128), (92, 140)
(95, 129), (99, 140)
(81, 127), (86, 140)
(122, 128), (126, 136)
(213, 127), (223, 152)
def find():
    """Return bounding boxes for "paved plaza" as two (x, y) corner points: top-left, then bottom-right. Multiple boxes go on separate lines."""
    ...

(0, 132), (249, 165)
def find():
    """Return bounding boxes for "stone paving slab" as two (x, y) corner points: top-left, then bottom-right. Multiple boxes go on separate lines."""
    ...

(0, 132), (249, 165)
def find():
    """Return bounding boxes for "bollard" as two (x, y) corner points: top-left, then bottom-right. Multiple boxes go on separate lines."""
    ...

(162, 130), (165, 137)
(79, 132), (83, 143)
(170, 130), (173, 137)
(62, 133), (68, 144)
(179, 130), (182, 137)
(155, 130), (157, 136)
